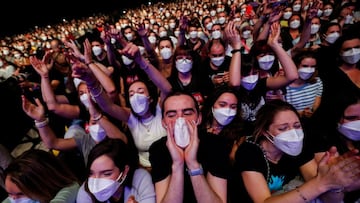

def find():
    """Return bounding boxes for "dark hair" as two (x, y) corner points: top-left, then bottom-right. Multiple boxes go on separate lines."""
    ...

(161, 91), (200, 118)
(127, 79), (159, 118)
(253, 100), (300, 141)
(319, 22), (341, 38)
(333, 27), (360, 65)
(207, 38), (226, 53)
(201, 16), (212, 28)
(4, 149), (78, 203)
(85, 138), (139, 202)
(169, 44), (201, 78)
(158, 36), (174, 49)
(200, 86), (245, 142)
(292, 49), (318, 83)
(288, 14), (304, 31)
(250, 40), (280, 76)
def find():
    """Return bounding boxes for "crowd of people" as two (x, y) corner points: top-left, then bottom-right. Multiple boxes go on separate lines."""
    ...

(0, 0), (360, 202)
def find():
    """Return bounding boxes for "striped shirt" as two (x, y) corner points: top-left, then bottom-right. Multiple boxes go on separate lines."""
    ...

(285, 77), (323, 111)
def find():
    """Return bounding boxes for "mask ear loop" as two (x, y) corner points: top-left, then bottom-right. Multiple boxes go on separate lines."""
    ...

(116, 172), (127, 185)
(264, 131), (275, 144)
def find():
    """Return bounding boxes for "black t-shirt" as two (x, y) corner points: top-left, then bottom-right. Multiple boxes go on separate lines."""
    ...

(167, 72), (211, 109)
(201, 55), (231, 90)
(229, 140), (313, 203)
(149, 129), (230, 203)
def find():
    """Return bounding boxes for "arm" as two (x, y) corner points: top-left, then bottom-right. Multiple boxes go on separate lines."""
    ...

(87, 95), (128, 144)
(21, 96), (77, 151)
(226, 21), (242, 88)
(177, 16), (188, 47)
(266, 22), (299, 90)
(29, 55), (81, 120)
(71, 52), (131, 123)
(137, 23), (160, 66)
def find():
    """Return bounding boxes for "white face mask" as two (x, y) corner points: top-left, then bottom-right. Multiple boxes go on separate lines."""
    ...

(92, 46), (102, 56)
(344, 15), (353, 24)
(310, 24), (320, 34)
(283, 11), (292, 20)
(80, 93), (91, 108)
(298, 67), (315, 80)
(174, 31), (181, 37)
(9, 197), (36, 203)
(212, 30), (222, 39)
(14, 53), (21, 59)
(122, 55), (133, 66)
(198, 31), (206, 39)
(159, 31), (167, 38)
(169, 22), (176, 29)
(242, 30), (251, 39)
(258, 55), (275, 70)
(129, 93), (150, 116)
(341, 48), (360, 65)
(317, 10), (323, 17)
(189, 31), (198, 39)
(323, 8), (333, 17)
(211, 56), (225, 66)
(206, 22), (213, 31)
(176, 59), (193, 73)
(218, 17), (226, 24)
(138, 46), (145, 56)
(241, 74), (259, 90)
(88, 172), (126, 202)
(89, 124), (107, 142)
(338, 120), (360, 141)
(148, 36), (157, 44)
(125, 33), (133, 41)
(289, 20), (300, 29)
(293, 4), (301, 12)
(212, 107), (236, 126)
(210, 10), (217, 16)
(325, 32), (340, 44)
(0, 61), (3, 67)
(267, 129), (304, 156)
(160, 47), (172, 60)
(3, 49), (9, 55)
(174, 117), (190, 148)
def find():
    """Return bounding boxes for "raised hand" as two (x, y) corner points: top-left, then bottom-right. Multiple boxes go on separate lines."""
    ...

(225, 21), (241, 49)
(29, 55), (50, 78)
(22, 96), (46, 121)
(268, 22), (281, 47)
(135, 23), (148, 38)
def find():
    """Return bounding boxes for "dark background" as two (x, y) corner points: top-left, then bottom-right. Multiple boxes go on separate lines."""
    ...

(0, 0), (172, 38)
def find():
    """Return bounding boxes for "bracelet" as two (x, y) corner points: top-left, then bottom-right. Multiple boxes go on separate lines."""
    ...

(231, 49), (242, 54)
(86, 60), (95, 66)
(93, 114), (103, 122)
(295, 186), (308, 203)
(35, 118), (49, 128)
(187, 165), (204, 176)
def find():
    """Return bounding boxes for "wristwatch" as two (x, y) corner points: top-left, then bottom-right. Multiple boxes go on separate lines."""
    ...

(187, 165), (204, 176)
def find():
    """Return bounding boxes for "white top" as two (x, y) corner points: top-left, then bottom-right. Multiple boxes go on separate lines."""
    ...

(127, 104), (167, 167)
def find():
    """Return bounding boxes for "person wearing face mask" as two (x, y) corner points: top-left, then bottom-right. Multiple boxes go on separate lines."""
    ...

(310, 94), (360, 203)
(157, 37), (175, 78)
(22, 51), (128, 177)
(201, 39), (231, 90)
(284, 50), (323, 126)
(149, 91), (230, 203)
(319, 3), (334, 24)
(76, 138), (155, 203)
(0, 57), (16, 82)
(3, 149), (80, 203)
(280, 7), (293, 27)
(305, 17), (322, 49)
(239, 22), (254, 55)
(280, 14), (304, 51)
(167, 45), (211, 110)
(229, 99), (360, 203)
(309, 30), (360, 170)
(72, 40), (172, 171)
(229, 22), (299, 135)
(184, 22), (206, 55)
(198, 86), (245, 165)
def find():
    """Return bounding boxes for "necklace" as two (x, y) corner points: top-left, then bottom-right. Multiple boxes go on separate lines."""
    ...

(139, 115), (154, 133)
(246, 139), (270, 183)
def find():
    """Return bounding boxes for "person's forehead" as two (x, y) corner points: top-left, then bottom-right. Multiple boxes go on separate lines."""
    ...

(164, 95), (196, 110)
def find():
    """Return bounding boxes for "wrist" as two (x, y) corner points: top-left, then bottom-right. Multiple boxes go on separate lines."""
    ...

(187, 164), (203, 176)
(34, 117), (49, 128)
(85, 60), (95, 66)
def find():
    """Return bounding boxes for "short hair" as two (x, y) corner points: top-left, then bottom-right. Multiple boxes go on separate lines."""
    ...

(161, 91), (200, 118)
